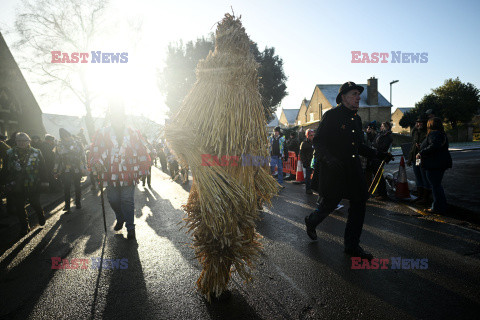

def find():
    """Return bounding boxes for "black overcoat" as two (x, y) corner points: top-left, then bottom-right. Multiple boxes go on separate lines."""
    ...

(419, 131), (452, 171)
(312, 104), (376, 201)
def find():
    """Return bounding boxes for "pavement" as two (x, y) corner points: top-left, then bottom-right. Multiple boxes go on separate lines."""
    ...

(0, 178), (92, 256)
(0, 166), (479, 319)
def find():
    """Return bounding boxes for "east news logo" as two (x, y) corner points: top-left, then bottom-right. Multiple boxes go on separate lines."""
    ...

(351, 257), (428, 269)
(51, 51), (128, 63)
(51, 257), (128, 269)
(351, 51), (428, 63)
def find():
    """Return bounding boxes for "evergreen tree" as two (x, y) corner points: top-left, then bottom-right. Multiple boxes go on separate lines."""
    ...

(159, 36), (288, 121)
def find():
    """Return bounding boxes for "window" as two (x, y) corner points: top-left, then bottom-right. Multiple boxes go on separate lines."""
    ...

(310, 113), (314, 122)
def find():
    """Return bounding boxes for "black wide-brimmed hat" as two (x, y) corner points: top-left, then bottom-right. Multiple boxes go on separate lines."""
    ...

(336, 81), (364, 104)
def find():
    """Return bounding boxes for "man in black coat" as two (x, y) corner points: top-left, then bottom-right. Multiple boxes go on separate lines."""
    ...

(304, 81), (392, 260)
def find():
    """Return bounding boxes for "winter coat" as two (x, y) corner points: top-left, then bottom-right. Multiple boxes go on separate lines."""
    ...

(299, 139), (314, 168)
(268, 135), (286, 157)
(88, 126), (151, 186)
(312, 104), (377, 201)
(373, 130), (393, 153)
(408, 126), (427, 164)
(54, 137), (87, 175)
(5, 146), (46, 193)
(287, 137), (300, 156)
(419, 131), (452, 171)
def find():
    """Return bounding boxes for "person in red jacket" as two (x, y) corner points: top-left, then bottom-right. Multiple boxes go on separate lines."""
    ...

(89, 100), (151, 240)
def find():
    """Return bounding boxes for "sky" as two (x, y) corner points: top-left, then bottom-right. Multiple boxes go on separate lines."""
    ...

(1, 0), (479, 124)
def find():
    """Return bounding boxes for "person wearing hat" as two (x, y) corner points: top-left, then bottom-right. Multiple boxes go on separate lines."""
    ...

(5, 132), (46, 236)
(407, 114), (431, 204)
(304, 81), (393, 260)
(54, 128), (87, 213)
(425, 109), (435, 119)
(268, 126), (286, 186)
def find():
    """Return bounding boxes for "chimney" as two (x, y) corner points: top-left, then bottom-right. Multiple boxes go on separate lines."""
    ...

(367, 77), (378, 105)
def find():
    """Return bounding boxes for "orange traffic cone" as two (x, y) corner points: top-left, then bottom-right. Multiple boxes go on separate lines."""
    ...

(395, 156), (411, 199)
(295, 159), (305, 182)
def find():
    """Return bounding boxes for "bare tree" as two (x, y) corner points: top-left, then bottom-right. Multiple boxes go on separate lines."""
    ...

(14, 0), (111, 139)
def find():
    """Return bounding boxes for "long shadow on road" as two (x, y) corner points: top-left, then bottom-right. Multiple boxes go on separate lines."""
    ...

(141, 182), (262, 320)
(258, 189), (480, 319)
(0, 211), (99, 319)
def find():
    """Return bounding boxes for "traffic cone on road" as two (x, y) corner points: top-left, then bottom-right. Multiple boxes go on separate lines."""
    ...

(295, 159), (305, 183)
(395, 156), (411, 199)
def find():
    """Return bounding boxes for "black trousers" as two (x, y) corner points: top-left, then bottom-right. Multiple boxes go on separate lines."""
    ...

(307, 196), (367, 248)
(142, 166), (152, 186)
(169, 160), (179, 179)
(63, 172), (82, 209)
(11, 191), (43, 228)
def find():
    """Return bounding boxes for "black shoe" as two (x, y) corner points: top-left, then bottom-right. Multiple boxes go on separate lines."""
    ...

(37, 212), (46, 226)
(114, 220), (124, 231)
(148, 184), (152, 189)
(306, 189), (313, 194)
(344, 246), (373, 260)
(304, 216), (317, 240)
(127, 229), (136, 240)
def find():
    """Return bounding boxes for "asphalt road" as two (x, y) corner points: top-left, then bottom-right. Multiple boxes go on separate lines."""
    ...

(385, 149), (480, 214)
(1, 167), (479, 319)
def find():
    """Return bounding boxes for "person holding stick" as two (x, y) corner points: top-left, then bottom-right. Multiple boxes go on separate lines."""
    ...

(88, 99), (151, 240)
(304, 82), (393, 260)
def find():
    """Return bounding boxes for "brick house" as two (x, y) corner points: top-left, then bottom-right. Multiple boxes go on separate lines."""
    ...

(0, 32), (45, 138)
(278, 108), (299, 127)
(391, 107), (412, 134)
(295, 77), (391, 131)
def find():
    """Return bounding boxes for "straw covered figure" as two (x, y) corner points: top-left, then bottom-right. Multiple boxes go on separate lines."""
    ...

(165, 13), (279, 300)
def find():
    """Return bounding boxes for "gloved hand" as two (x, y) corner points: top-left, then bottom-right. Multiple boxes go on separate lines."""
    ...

(378, 151), (394, 164)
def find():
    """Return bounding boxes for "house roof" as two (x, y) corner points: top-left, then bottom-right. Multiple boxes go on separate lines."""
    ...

(282, 108), (299, 124)
(315, 84), (391, 107)
(267, 114), (279, 127)
(396, 107), (412, 114)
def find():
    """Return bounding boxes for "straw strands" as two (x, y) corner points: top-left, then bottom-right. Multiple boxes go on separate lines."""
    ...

(166, 13), (279, 301)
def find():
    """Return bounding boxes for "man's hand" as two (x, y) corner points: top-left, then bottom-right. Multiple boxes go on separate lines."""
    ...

(378, 152), (394, 164)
